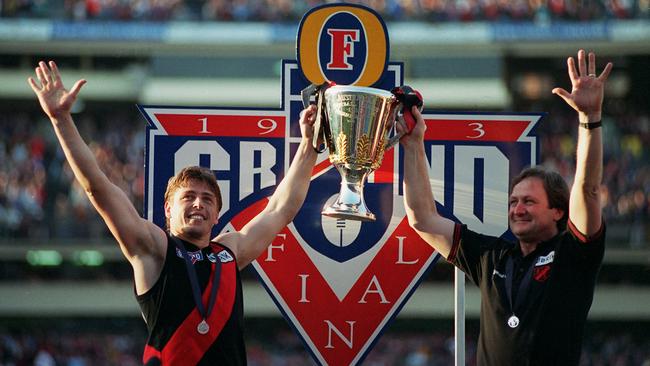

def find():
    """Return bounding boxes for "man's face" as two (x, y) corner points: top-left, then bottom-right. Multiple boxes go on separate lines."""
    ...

(508, 177), (563, 244)
(164, 179), (219, 241)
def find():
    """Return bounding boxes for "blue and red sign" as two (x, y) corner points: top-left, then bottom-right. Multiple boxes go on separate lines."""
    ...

(140, 4), (542, 365)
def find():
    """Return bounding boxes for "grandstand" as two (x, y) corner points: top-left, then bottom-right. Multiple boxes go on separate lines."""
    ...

(1, 1), (650, 364)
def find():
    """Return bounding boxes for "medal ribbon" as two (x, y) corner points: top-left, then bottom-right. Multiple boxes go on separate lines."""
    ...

(505, 255), (534, 318)
(174, 238), (222, 325)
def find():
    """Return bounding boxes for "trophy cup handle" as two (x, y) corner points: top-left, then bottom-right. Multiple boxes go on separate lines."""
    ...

(385, 85), (423, 149)
(301, 82), (331, 153)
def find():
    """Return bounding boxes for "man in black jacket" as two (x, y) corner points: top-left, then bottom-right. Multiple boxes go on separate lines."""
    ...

(399, 50), (612, 365)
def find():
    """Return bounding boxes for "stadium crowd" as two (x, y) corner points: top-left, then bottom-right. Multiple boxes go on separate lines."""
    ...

(1, 325), (649, 365)
(0, 0), (648, 22)
(0, 108), (145, 239)
(1, 105), (649, 245)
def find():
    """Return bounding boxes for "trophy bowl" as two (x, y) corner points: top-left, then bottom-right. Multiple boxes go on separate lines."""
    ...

(321, 85), (399, 221)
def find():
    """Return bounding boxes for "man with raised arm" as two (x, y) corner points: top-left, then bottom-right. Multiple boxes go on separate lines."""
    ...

(29, 61), (319, 366)
(398, 50), (612, 365)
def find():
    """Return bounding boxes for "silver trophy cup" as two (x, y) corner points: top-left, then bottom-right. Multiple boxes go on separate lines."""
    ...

(320, 85), (399, 221)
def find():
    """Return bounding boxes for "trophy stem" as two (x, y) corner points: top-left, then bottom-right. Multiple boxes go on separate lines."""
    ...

(322, 168), (375, 222)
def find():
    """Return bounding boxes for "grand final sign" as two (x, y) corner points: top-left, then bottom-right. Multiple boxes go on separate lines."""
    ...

(139, 4), (542, 365)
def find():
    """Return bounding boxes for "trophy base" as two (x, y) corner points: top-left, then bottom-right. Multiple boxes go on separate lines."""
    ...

(322, 206), (376, 222)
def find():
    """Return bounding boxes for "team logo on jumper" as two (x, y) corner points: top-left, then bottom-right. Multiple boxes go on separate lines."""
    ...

(217, 250), (234, 263)
(207, 250), (233, 263)
(534, 265), (552, 282)
(207, 252), (217, 263)
(175, 248), (203, 264)
(140, 4), (542, 365)
(533, 251), (554, 282)
(297, 4), (388, 86)
(535, 251), (555, 266)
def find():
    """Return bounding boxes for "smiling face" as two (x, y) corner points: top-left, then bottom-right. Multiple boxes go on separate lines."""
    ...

(509, 177), (564, 246)
(165, 179), (220, 243)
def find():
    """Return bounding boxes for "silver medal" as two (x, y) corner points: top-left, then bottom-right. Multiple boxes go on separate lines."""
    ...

(507, 315), (520, 328)
(197, 319), (210, 335)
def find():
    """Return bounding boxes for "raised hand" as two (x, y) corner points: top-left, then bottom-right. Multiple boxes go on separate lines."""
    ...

(396, 105), (426, 149)
(552, 50), (613, 123)
(28, 61), (86, 120)
(299, 104), (318, 140)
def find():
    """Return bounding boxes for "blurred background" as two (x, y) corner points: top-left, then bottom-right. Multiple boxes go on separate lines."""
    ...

(1, 0), (649, 365)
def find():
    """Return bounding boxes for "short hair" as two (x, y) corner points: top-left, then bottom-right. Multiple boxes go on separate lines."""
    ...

(164, 166), (222, 224)
(510, 166), (569, 231)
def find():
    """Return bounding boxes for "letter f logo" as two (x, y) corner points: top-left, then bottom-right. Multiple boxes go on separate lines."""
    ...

(327, 29), (359, 70)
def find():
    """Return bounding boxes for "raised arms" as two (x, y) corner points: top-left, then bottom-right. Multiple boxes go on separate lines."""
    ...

(28, 61), (166, 294)
(399, 106), (457, 258)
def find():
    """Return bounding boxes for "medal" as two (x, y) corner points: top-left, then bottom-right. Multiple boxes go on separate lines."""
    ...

(173, 238), (222, 337)
(197, 319), (210, 335)
(507, 315), (520, 328)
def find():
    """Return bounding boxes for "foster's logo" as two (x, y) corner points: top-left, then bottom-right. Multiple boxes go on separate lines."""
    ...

(297, 4), (389, 86)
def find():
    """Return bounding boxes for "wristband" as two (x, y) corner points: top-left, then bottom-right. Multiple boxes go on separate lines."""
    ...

(579, 121), (602, 130)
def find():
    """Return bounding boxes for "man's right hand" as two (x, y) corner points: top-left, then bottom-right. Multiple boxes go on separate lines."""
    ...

(28, 61), (86, 120)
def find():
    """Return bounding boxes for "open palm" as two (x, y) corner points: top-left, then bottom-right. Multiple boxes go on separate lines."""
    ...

(552, 50), (613, 122)
(28, 61), (86, 119)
